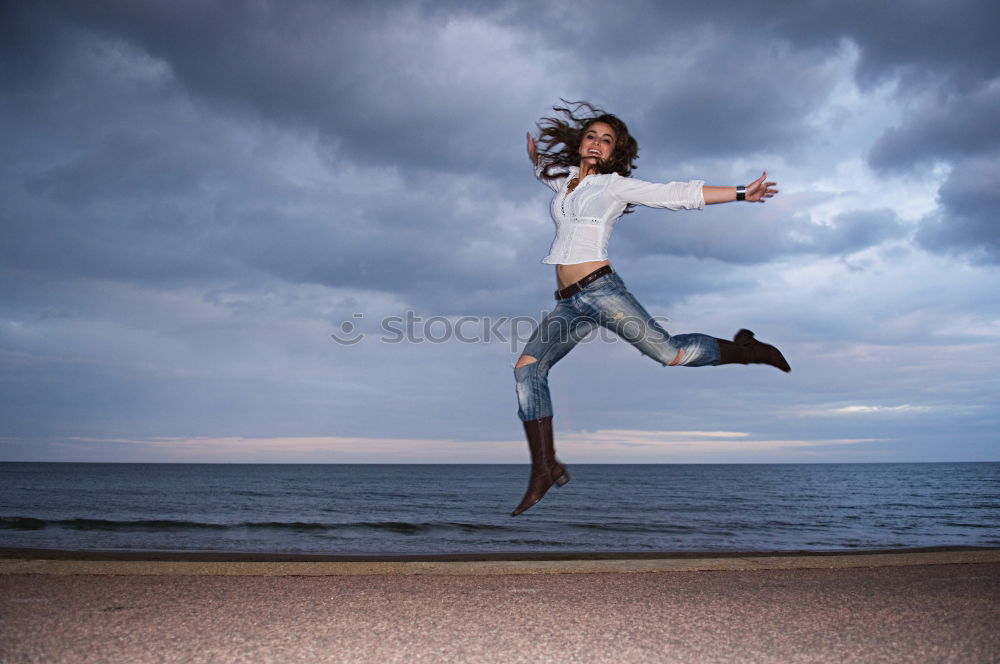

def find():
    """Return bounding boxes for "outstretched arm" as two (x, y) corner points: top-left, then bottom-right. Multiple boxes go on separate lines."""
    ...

(703, 171), (778, 204)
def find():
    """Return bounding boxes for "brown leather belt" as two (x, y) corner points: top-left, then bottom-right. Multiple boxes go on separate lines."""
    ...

(555, 265), (614, 300)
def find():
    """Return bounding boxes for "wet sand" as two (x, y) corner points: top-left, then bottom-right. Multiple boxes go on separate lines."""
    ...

(2, 548), (998, 663)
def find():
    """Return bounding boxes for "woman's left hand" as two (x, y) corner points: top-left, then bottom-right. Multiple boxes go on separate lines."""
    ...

(745, 171), (778, 202)
(526, 132), (539, 165)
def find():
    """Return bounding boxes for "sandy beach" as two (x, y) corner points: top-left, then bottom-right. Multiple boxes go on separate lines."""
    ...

(2, 548), (998, 663)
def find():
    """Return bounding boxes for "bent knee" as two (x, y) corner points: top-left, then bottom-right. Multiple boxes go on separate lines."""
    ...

(514, 354), (538, 369)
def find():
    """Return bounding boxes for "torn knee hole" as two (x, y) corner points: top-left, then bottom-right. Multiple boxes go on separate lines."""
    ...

(515, 355), (538, 369)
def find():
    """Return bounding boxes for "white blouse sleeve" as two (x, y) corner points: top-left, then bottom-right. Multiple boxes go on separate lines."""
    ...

(607, 174), (705, 210)
(535, 162), (570, 193)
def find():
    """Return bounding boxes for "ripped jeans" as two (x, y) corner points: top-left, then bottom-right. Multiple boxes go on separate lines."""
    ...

(514, 270), (721, 422)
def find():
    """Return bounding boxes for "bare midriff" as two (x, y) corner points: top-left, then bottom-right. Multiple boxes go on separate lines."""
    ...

(556, 260), (611, 290)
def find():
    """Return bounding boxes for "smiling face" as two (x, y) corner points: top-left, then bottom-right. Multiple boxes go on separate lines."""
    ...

(578, 121), (617, 167)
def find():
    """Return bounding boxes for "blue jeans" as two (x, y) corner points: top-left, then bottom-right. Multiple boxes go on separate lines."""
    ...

(514, 270), (721, 422)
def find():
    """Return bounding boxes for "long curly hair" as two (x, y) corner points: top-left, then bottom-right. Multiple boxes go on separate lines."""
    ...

(535, 100), (639, 181)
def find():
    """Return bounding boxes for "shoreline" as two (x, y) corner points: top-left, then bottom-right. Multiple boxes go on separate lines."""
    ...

(2, 543), (998, 563)
(3, 545), (998, 576)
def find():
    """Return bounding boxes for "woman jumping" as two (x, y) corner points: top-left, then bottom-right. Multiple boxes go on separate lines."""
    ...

(512, 101), (790, 516)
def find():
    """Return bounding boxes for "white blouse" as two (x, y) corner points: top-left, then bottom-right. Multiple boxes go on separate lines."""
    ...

(536, 165), (704, 265)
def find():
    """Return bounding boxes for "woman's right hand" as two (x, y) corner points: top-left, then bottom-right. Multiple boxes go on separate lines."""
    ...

(526, 132), (538, 165)
(744, 171), (778, 202)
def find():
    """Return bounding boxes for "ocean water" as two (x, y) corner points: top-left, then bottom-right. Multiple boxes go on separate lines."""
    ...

(1, 462), (997, 555)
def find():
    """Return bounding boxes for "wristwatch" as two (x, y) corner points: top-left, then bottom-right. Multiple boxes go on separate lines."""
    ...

(736, 185), (746, 201)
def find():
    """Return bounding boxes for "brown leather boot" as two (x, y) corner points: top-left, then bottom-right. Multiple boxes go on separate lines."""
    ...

(512, 416), (570, 516)
(716, 329), (791, 372)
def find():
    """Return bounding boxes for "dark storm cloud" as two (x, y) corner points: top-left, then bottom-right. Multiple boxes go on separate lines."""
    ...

(4, 0), (995, 290)
(1, 68), (256, 287)
(496, 1), (840, 160)
(868, 85), (1000, 171)
(916, 159), (1000, 264)
(501, 0), (1000, 162)
(1, 0), (556, 314)
(861, 72), (999, 264)
(760, 0), (1000, 265)
(764, 0), (1000, 92)
(35, 0), (535, 175)
(0, 3), (73, 89)
(9, 0), (998, 172)
(11, 1), (844, 173)
(209, 174), (550, 314)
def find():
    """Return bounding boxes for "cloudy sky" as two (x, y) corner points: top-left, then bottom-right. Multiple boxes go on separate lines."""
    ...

(2, 1), (998, 464)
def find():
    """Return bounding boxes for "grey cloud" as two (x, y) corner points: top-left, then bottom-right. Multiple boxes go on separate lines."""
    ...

(213, 177), (553, 315)
(1, 55), (541, 319)
(756, 0), (1000, 269)
(791, 209), (907, 257)
(39, 0), (540, 175)
(507, 0), (1000, 97)
(27, 130), (212, 205)
(1, 101), (255, 285)
(616, 207), (906, 265)
(761, 0), (1000, 189)
(500, 2), (841, 162)
(2, 0), (985, 293)
(916, 159), (1000, 264)
(626, 42), (836, 162)
(0, 3), (73, 89)
(15, 1), (1000, 173)
(17, 1), (843, 179)
(767, 0), (1000, 93)
(869, 85), (1000, 172)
